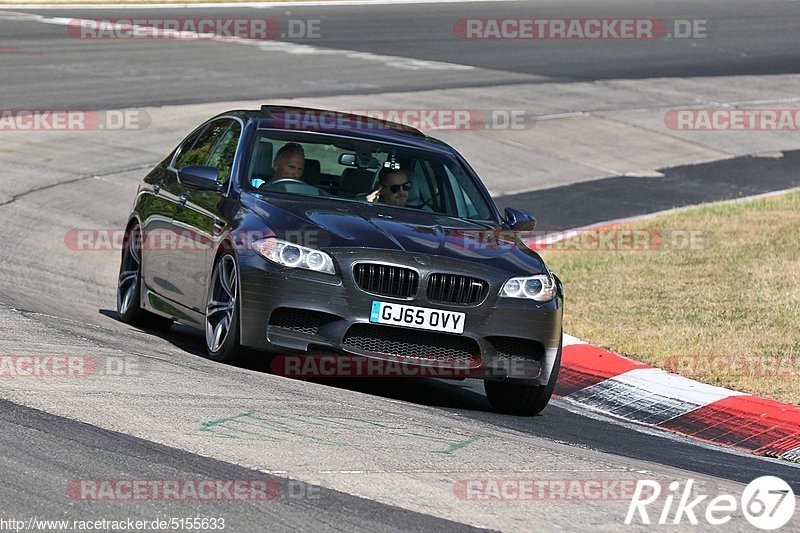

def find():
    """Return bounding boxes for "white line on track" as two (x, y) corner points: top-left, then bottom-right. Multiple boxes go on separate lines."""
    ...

(562, 333), (587, 347)
(1, 0), (520, 10)
(32, 15), (475, 71)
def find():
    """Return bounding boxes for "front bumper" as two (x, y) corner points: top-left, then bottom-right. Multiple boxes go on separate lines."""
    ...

(238, 248), (563, 385)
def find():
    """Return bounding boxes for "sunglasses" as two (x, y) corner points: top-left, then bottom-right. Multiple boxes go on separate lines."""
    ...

(384, 182), (412, 193)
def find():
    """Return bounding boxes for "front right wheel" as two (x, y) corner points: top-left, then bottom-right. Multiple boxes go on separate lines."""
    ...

(484, 335), (562, 416)
(204, 252), (245, 364)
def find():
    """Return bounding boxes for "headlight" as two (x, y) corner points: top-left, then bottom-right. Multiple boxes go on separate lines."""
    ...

(251, 238), (336, 275)
(500, 273), (556, 302)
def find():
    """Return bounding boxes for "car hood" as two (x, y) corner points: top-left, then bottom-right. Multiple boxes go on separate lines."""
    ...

(244, 193), (546, 274)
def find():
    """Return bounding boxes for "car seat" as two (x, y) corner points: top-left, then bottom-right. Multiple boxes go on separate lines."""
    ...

(338, 168), (376, 198)
(249, 138), (274, 187)
(303, 159), (322, 186)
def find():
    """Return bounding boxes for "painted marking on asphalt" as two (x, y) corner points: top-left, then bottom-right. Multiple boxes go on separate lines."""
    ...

(193, 412), (481, 454)
(0, 0), (521, 9)
(433, 436), (481, 455)
(557, 344), (651, 397)
(617, 368), (746, 405)
(566, 379), (708, 426)
(562, 333), (587, 347)
(752, 151), (785, 159)
(778, 447), (800, 462)
(34, 16), (474, 71)
(661, 395), (800, 453)
(564, 368), (745, 426)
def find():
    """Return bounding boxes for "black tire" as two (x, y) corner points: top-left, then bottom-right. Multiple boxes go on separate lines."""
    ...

(204, 252), (244, 364)
(484, 336), (562, 416)
(116, 224), (174, 332)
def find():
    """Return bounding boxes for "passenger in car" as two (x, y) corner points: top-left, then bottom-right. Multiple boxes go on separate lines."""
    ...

(272, 142), (305, 180)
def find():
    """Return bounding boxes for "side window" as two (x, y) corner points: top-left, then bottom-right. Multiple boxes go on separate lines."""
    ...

(247, 137), (274, 188)
(172, 127), (205, 169)
(443, 164), (490, 220)
(413, 159), (442, 211)
(175, 119), (231, 170)
(411, 161), (431, 199)
(207, 122), (241, 185)
(444, 167), (467, 217)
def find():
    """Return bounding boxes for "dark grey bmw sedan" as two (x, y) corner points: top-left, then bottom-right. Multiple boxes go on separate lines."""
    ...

(117, 105), (563, 415)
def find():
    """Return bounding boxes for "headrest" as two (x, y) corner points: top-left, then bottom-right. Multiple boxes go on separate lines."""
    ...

(303, 159), (322, 186)
(406, 178), (421, 205)
(339, 168), (376, 196)
(249, 138), (274, 187)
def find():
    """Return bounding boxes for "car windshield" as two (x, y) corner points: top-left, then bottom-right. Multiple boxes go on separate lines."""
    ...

(243, 131), (497, 222)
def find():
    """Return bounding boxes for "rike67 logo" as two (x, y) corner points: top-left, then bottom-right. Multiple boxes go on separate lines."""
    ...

(626, 476), (795, 530)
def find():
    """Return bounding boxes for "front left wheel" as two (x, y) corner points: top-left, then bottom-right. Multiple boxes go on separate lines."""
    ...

(484, 335), (562, 416)
(116, 223), (174, 332)
(204, 252), (245, 364)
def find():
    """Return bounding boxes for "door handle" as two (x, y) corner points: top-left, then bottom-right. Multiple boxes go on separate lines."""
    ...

(179, 193), (189, 205)
(213, 220), (225, 235)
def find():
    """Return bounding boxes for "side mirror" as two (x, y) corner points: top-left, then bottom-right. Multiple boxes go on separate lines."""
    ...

(178, 166), (222, 191)
(505, 208), (536, 232)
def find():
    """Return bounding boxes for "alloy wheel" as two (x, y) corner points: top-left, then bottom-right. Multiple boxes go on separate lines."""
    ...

(205, 255), (238, 353)
(117, 226), (142, 316)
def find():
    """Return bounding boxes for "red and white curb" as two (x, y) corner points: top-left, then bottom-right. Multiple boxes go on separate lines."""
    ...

(556, 334), (800, 463)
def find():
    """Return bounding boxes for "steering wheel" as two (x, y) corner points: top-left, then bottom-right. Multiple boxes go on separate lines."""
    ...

(261, 178), (308, 189)
(260, 178), (331, 197)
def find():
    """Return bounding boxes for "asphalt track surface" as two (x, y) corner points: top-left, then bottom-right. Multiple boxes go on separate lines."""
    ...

(496, 150), (800, 229)
(0, 399), (486, 532)
(0, 0), (798, 108)
(1, 1), (800, 531)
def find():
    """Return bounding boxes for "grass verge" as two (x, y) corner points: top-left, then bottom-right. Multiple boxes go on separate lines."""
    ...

(539, 190), (800, 404)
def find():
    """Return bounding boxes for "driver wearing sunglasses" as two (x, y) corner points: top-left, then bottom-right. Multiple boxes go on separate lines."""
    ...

(371, 166), (411, 207)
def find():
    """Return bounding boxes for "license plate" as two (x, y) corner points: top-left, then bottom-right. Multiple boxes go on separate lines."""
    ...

(369, 301), (465, 334)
